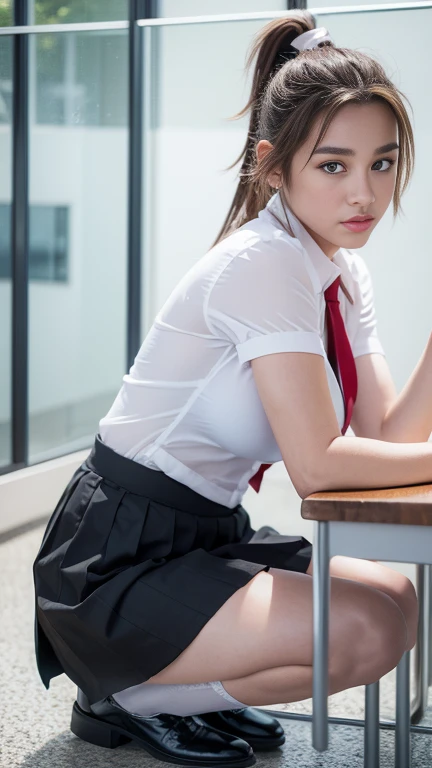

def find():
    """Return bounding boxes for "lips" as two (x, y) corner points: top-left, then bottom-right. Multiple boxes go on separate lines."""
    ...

(341, 219), (373, 232)
(342, 216), (374, 223)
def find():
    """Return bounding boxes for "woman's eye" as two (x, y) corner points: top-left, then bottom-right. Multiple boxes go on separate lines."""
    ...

(319, 161), (344, 175)
(319, 158), (395, 175)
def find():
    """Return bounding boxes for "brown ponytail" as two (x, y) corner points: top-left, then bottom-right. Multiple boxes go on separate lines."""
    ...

(210, 10), (414, 249)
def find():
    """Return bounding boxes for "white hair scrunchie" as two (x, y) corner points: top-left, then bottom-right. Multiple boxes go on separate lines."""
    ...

(291, 27), (334, 52)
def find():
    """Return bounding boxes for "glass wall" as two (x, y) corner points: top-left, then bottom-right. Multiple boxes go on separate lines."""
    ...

(26, 27), (129, 463)
(161, 0), (426, 14)
(2, 2), (431, 469)
(160, 0), (288, 14)
(28, 0), (128, 24)
(0, 34), (12, 467)
(0, 2), (13, 27)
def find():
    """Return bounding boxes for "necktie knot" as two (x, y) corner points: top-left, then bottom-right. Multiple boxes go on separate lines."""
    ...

(324, 275), (340, 302)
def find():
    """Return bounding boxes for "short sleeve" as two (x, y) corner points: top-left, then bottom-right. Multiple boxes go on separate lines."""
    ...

(351, 254), (386, 358)
(204, 239), (325, 365)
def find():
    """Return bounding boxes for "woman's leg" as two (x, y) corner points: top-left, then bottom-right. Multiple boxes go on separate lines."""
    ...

(306, 556), (419, 651)
(142, 566), (408, 707)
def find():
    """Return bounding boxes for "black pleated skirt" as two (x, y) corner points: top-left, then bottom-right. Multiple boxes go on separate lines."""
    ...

(32, 433), (312, 705)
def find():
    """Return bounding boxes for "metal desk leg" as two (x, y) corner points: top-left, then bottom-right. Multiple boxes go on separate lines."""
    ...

(428, 566), (432, 687)
(412, 565), (430, 724)
(312, 520), (330, 751)
(421, 566), (431, 704)
(395, 650), (411, 768)
(364, 681), (380, 767)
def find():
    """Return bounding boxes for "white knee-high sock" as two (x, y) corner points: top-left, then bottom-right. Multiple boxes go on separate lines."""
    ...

(111, 680), (247, 717)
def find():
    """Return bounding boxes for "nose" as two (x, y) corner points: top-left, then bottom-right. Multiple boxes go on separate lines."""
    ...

(347, 172), (376, 208)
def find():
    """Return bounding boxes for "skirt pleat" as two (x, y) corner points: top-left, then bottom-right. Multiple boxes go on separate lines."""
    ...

(33, 433), (312, 705)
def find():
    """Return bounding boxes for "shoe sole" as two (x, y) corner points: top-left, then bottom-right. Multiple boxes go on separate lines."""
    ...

(70, 702), (256, 767)
(245, 734), (285, 751)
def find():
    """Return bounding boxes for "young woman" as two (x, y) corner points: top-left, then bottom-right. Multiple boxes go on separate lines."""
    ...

(33, 10), (424, 766)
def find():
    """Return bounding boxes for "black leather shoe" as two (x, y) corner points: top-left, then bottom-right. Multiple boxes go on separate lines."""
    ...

(197, 708), (285, 751)
(70, 695), (256, 767)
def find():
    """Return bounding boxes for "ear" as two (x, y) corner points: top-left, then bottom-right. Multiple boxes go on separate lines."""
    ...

(256, 139), (273, 157)
(256, 140), (282, 189)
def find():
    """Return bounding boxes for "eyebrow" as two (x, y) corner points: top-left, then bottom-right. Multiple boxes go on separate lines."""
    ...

(312, 142), (399, 157)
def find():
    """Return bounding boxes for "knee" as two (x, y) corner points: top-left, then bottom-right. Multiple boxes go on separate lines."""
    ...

(389, 575), (418, 651)
(395, 574), (418, 613)
(329, 584), (408, 689)
(372, 572), (418, 652)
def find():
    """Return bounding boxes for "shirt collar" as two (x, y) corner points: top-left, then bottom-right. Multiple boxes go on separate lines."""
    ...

(261, 191), (355, 298)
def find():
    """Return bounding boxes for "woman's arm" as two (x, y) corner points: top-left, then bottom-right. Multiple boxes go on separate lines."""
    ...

(251, 350), (432, 500)
(379, 332), (432, 443)
(349, 338), (432, 443)
(315, 434), (432, 497)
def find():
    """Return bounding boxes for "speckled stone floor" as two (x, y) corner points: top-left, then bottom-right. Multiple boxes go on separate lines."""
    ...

(2, 463), (432, 766)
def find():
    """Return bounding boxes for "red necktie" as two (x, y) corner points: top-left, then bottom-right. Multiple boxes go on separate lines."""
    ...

(248, 275), (358, 493)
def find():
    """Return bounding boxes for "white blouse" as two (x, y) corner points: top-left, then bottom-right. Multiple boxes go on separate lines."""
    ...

(99, 191), (386, 508)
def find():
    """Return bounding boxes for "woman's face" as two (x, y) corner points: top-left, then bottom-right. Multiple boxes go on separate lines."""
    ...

(257, 100), (399, 259)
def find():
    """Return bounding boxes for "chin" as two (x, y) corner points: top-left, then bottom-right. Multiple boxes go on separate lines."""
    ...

(339, 229), (371, 243)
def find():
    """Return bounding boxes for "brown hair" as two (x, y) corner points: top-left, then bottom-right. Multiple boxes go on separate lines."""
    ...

(210, 10), (415, 260)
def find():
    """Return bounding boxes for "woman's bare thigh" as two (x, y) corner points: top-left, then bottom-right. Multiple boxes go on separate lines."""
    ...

(146, 564), (406, 685)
